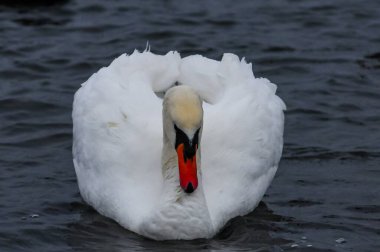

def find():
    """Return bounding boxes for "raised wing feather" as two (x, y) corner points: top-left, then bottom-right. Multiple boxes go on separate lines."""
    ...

(179, 54), (285, 229)
(73, 51), (180, 230)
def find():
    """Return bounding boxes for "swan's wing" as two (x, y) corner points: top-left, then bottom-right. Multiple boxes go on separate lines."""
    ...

(179, 54), (286, 229)
(72, 51), (180, 230)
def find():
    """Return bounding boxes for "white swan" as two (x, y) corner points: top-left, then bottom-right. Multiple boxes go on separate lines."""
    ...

(72, 50), (285, 240)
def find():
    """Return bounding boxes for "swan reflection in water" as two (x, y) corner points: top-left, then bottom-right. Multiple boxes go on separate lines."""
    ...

(66, 201), (292, 251)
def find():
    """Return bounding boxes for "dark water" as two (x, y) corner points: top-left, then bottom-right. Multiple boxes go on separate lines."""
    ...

(1, 0), (379, 251)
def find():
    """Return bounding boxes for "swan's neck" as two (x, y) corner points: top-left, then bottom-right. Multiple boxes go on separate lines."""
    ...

(139, 138), (213, 240)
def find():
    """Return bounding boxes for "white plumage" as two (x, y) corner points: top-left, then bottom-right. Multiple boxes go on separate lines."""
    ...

(72, 50), (285, 240)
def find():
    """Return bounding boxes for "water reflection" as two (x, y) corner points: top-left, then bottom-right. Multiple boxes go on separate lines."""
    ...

(66, 201), (292, 251)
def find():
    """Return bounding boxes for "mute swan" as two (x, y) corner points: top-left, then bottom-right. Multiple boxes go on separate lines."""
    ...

(72, 50), (285, 240)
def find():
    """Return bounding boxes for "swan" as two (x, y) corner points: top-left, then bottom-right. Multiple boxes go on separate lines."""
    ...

(72, 50), (285, 240)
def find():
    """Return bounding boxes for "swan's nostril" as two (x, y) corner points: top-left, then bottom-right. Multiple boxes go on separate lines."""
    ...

(184, 182), (194, 193)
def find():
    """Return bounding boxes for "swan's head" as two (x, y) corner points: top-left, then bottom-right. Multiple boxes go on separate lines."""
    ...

(163, 85), (203, 194)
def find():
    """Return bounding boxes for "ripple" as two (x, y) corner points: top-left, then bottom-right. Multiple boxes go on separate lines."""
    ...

(0, 69), (47, 80)
(42, 201), (88, 215)
(365, 52), (380, 60)
(0, 98), (63, 112)
(206, 19), (236, 27)
(283, 147), (380, 160)
(143, 30), (187, 40)
(13, 17), (69, 26)
(2, 122), (71, 136)
(78, 4), (106, 13)
(0, 132), (71, 148)
(273, 199), (323, 207)
(287, 108), (327, 115)
(286, 220), (353, 233)
(263, 46), (296, 52)
(173, 17), (200, 26)
(346, 205), (380, 214)
(0, 0), (69, 8)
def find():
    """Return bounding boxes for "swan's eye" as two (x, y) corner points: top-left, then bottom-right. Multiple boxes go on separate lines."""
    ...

(174, 124), (187, 149)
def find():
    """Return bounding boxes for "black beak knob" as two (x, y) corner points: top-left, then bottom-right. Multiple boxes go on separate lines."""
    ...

(184, 182), (194, 193)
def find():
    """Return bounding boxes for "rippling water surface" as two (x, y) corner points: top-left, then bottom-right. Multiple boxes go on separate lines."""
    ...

(1, 0), (379, 251)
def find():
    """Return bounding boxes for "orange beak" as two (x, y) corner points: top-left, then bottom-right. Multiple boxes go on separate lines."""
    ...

(176, 143), (198, 193)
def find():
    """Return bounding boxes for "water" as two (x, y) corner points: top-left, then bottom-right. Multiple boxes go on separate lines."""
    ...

(1, 0), (379, 251)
